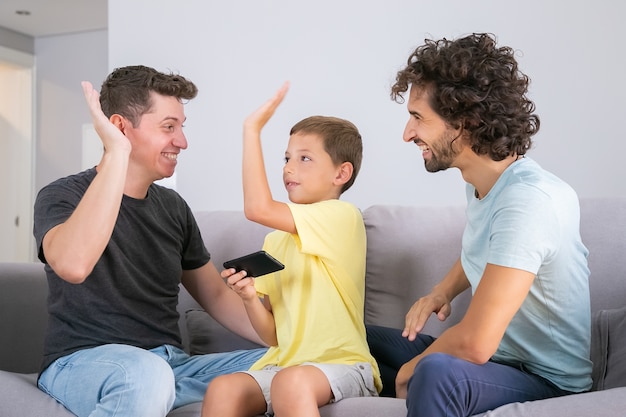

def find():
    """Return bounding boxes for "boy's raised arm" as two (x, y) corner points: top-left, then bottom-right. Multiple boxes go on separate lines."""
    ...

(241, 82), (296, 233)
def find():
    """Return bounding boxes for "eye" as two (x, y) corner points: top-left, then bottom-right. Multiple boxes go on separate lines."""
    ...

(301, 156), (311, 162)
(284, 156), (290, 164)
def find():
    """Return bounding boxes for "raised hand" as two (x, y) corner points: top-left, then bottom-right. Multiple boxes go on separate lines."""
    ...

(81, 81), (131, 156)
(243, 81), (290, 134)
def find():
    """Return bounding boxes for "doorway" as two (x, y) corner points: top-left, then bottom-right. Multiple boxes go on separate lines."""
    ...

(0, 46), (35, 262)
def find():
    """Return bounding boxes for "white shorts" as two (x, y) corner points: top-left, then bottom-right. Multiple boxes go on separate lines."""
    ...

(242, 362), (378, 416)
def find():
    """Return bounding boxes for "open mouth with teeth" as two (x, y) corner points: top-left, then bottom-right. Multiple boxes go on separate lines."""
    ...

(415, 141), (431, 156)
(162, 152), (178, 161)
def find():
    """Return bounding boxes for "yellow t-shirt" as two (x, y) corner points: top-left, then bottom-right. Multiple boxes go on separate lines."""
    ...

(250, 199), (381, 392)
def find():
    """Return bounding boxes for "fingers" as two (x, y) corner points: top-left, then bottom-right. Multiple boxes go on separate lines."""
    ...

(220, 268), (237, 279)
(402, 298), (441, 341)
(269, 81), (289, 110)
(81, 81), (94, 100)
(224, 269), (257, 300)
(81, 81), (102, 116)
(244, 81), (290, 131)
(81, 81), (112, 132)
(223, 269), (254, 290)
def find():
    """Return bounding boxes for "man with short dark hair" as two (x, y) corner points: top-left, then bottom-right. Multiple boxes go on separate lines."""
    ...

(34, 65), (266, 417)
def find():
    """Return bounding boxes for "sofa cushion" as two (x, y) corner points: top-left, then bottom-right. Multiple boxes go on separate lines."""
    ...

(0, 371), (75, 417)
(185, 309), (263, 354)
(591, 306), (626, 390)
(479, 387), (626, 417)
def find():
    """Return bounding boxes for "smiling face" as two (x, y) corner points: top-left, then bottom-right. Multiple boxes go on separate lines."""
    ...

(403, 85), (464, 173)
(123, 92), (188, 184)
(283, 132), (344, 204)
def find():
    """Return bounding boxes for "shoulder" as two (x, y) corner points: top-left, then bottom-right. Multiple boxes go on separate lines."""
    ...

(36, 169), (96, 204)
(497, 158), (578, 209)
(289, 199), (361, 220)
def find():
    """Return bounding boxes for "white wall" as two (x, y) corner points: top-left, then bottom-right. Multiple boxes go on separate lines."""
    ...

(35, 30), (109, 193)
(108, 0), (626, 211)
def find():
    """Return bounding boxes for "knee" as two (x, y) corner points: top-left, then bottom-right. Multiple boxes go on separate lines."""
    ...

(205, 374), (237, 399)
(116, 346), (174, 385)
(105, 346), (176, 407)
(271, 367), (308, 398)
(409, 353), (458, 395)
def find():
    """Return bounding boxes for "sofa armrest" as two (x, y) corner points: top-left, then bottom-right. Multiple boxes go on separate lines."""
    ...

(0, 262), (48, 373)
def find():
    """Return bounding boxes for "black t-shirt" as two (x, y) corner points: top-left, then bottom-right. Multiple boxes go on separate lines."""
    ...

(33, 168), (211, 372)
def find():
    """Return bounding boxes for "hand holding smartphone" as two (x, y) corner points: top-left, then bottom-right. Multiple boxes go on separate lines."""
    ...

(223, 250), (284, 277)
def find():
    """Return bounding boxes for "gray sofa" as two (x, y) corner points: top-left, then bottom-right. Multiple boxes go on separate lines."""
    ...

(1, 197), (625, 417)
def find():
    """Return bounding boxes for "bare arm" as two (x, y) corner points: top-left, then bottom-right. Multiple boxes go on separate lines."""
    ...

(42, 82), (131, 283)
(242, 82), (295, 233)
(395, 263), (535, 398)
(223, 268), (278, 346)
(181, 262), (266, 346)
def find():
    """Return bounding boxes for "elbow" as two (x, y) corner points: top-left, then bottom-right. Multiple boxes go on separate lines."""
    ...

(456, 333), (498, 365)
(243, 204), (269, 224)
(49, 259), (93, 284)
(465, 347), (494, 365)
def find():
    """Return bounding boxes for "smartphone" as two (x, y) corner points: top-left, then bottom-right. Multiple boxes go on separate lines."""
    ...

(223, 250), (285, 277)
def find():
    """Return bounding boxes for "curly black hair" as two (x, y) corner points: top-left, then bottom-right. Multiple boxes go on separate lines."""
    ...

(99, 65), (198, 127)
(392, 33), (539, 160)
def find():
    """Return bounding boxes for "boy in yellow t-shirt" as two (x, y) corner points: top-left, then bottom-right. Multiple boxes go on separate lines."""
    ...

(201, 82), (381, 417)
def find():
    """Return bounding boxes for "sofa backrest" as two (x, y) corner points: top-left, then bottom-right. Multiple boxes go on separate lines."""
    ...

(188, 197), (626, 343)
(361, 204), (470, 336)
(578, 197), (626, 312)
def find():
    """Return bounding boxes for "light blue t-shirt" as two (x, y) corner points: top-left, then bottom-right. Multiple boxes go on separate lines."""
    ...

(461, 157), (592, 392)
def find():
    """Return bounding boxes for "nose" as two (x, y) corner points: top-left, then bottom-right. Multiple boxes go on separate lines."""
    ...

(283, 160), (294, 175)
(403, 120), (416, 143)
(173, 131), (188, 150)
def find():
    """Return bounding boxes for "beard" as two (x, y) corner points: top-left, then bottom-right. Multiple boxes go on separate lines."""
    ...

(423, 129), (462, 173)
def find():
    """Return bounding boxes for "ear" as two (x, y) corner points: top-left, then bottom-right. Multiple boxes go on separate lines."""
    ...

(109, 114), (128, 135)
(333, 162), (354, 186)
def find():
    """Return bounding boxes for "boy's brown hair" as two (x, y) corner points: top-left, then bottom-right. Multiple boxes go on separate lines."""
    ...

(290, 116), (363, 193)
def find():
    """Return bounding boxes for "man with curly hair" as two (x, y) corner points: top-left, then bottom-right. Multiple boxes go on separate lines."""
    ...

(366, 33), (592, 417)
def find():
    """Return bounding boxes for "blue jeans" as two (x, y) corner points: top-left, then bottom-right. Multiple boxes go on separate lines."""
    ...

(38, 344), (267, 417)
(366, 325), (570, 417)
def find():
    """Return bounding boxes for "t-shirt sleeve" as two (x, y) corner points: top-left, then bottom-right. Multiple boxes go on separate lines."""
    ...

(180, 200), (211, 270)
(287, 200), (363, 260)
(33, 181), (82, 263)
(487, 189), (559, 274)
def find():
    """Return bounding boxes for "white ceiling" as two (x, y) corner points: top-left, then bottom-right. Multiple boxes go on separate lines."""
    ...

(0, 0), (107, 37)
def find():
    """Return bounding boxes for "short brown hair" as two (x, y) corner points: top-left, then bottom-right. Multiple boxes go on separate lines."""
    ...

(100, 65), (198, 127)
(290, 116), (363, 194)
